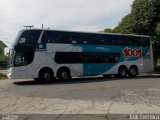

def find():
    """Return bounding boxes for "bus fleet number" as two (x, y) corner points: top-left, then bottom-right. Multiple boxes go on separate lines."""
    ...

(123, 47), (142, 59)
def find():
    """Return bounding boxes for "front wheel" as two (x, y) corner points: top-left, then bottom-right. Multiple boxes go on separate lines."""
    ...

(118, 66), (128, 78)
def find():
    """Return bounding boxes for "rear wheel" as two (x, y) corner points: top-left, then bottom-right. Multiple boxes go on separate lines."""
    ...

(118, 66), (128, 78)
(57, 68), (70, 80)
(129, 66), (138, 77)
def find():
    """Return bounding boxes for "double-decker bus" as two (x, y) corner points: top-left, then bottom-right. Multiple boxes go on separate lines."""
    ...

(8, 29), (154, 82)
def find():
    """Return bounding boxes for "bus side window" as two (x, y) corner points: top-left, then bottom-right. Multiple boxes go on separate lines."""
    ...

(58, 32), (71, 43)
(49, 31), (60, 43)
(98, 35), (105, 44)
(105, 35), (112, 45)
(145, 38), (150, 45)
(122, 36), (126, 45)
(69, 33), (77, 44)
(139, 37), (150, 46)
(84, 41), (87, 44)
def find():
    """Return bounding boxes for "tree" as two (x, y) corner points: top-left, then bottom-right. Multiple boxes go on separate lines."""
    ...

(131, 0), (156, 35)
(156, 23), (160, 36)
(154, 23), (160, 44)
(104, 0), (160, 68)
(104, 28), (114, 33)
(114, 14), (134, 34)
(105, 0), (160, 37)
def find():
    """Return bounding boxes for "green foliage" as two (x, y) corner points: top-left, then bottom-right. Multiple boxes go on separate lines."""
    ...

(131, 0), (156, 35)
(0, 55), (6, 61)
(0, 41), (7, 48)
(154, 23), (160, 44)
(156, 23), (160, 36)
(104, 0), (160, 44)
(104, 28), (114, 33)
(0, 41), (7, 62)
(0, 73), (7, 80)
(114, 14), (134, 34)
(103, 0), (160, 68)
(131, 0), (154, 34)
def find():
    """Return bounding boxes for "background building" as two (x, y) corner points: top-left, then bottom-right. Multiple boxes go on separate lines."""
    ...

(0, 41), (7, 68)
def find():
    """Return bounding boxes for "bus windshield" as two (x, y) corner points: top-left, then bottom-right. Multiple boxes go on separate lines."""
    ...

(14, 51), (34, 67)
(8, 30), (42, 67)
(12, 45), (35, 67)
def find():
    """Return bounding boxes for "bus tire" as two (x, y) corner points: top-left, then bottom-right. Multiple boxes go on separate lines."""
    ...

(118, 66), (128, 78)
(38, 68), (54, 83)
(129, 66), (138, 77)
(57, 67), (70, 80)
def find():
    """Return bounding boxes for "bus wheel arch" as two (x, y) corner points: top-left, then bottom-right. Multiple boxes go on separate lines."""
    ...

(57, 66), (71, 80)
(117, 65), (128, 78)
(38, 67), (54, 82)
(129, 65), (138, 77)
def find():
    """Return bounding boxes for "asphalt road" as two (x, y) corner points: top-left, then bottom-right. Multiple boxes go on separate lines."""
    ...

(1, 75), (160, 120)
(1, 76), (160, 105)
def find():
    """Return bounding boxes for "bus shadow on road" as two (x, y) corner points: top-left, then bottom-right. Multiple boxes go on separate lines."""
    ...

(13, 77), (110, 86)
(13, 74), (160, 86)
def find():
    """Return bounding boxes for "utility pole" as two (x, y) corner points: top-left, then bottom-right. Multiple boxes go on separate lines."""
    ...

(42, 24), (43, 28)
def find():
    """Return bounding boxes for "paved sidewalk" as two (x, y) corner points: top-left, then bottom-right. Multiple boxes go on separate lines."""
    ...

(0, 88), (160, 114)
(0, 70), (7, 75)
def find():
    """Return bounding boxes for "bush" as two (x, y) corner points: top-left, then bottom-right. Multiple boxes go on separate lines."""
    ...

(0, 73), (7, 79)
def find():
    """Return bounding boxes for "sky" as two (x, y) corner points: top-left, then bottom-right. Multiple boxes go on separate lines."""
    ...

(0, 0), (134, 46)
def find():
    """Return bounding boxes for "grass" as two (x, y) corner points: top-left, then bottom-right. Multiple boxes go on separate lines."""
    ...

(0, 73), (7, 80)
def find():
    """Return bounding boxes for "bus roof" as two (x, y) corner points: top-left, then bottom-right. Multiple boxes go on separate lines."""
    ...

(20, 28), (151, 38)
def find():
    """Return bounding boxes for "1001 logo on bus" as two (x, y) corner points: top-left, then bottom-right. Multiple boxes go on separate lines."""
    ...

(123, 47), (142, 59)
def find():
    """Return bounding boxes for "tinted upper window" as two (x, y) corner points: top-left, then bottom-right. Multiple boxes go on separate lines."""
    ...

(18, 30), (41, 45)
(41, 31), (91, 44)
(41, 30), (150, 46)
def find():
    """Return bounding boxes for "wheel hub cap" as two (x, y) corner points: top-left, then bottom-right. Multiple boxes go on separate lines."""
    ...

(120, 69), (126, 76)
(62, 72), (68, 79)
(44, 73), (51, 81)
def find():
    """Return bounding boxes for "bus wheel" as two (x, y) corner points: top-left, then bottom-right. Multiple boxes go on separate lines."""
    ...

(129, 66), (138, 77)
(118, 66), (127, 78)
(57, 68), (70, 80)
(39, 68), (53, 82)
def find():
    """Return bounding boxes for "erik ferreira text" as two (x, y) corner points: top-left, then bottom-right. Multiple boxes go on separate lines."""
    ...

(130, 114), (160, 120)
